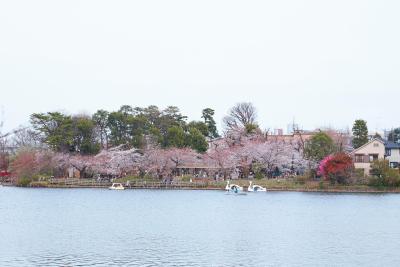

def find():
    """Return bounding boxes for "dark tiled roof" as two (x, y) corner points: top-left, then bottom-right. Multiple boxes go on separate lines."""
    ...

(385, 141), (400, 149)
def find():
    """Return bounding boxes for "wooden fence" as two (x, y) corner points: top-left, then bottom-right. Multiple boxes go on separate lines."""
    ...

(47, 178), (221, 190)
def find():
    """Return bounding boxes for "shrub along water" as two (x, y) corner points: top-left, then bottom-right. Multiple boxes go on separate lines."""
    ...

(318, 153), (354, 185)
(369, 160), (400, 187)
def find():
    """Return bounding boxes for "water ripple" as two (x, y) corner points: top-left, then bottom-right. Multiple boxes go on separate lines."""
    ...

(1, 188), (400, 266)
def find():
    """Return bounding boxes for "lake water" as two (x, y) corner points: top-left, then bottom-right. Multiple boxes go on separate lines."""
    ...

(1, 187), (400, 266)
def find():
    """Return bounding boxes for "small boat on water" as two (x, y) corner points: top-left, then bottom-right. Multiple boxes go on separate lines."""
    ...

(225, 181), (246, 195)
(248, 181), (267, 192)
(225, 181), (243, 191)
(109, 183), (125, 190)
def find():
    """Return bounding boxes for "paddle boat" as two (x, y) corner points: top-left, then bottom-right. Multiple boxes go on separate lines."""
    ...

(248, 181), (267, 192)
(109, 183), (125, 190)
(225, 181), (246, 194)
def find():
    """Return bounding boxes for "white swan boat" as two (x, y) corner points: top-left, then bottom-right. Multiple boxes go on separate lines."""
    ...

(248, 181), (267, 192)
(225, 181), (245, 194)
(109, 183), (125, 190)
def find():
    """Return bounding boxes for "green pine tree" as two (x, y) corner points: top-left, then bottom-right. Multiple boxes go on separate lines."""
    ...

(352, 120), (369, 149)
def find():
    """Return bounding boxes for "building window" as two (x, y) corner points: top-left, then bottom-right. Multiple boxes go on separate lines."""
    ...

(355, 154), (365, 163)
(390, 162), (399, 169)
(386, 149), (391, 156)
(369, 154), (378, 162)
(373, 143), (379, 147)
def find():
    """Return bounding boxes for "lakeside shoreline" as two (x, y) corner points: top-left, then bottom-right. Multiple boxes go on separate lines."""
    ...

(4, 183), (400, 194)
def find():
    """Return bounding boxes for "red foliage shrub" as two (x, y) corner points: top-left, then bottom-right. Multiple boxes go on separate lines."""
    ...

(319, 153), (354, 184)
(0, 170), (11, 177)
(10, 150), (37, 184)
(0, 153), (9, 172)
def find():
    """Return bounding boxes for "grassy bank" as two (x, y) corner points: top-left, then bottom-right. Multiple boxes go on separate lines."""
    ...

(24, 177), (400, 193)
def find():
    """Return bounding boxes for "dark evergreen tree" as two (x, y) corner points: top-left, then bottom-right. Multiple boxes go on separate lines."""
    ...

(352, 120), (369, 149)
(166, 126), (186, 148)
(202, 108), (219, 138)
(186, 128), (208, 153)
(30, 112), (74, 152)
(72, 116), (100, 154)
(304, 132), (336, 162)
(388, 128), (400, 143)
(92, 109), (109, 148)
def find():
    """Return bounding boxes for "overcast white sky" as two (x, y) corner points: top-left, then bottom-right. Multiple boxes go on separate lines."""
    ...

(1, 0), (399, 133)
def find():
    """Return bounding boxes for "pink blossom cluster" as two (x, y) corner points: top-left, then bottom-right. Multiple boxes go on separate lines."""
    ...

(317, 155), (334, 177)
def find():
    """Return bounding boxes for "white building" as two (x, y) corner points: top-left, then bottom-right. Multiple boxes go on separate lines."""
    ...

(351, 138), (385, 176)
(385, 141), (400, 169)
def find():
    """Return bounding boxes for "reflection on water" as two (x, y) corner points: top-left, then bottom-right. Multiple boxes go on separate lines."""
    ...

(1, 187), (400, 266)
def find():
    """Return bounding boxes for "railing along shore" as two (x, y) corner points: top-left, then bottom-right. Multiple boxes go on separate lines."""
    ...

(24, 178), (400, 193)
(46, 178), (220, 190)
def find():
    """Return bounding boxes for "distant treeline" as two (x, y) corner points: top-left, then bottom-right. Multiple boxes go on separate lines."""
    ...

(30, 105), (220, 155)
